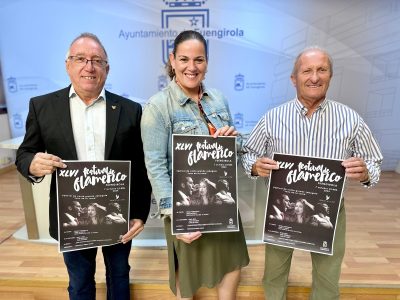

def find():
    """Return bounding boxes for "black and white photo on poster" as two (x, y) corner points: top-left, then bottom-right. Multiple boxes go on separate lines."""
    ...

(263, 153), (346, 255)
(56, 161), (130, 252)
(172, 134), (239, 234)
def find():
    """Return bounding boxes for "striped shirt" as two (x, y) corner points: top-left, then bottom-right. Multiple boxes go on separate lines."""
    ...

(241, 97), (383, 186)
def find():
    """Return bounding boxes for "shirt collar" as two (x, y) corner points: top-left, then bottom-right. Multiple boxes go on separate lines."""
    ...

(169, 78), (209, 106)
(294, 96), (328, 116)
(69, 85), (106, 105)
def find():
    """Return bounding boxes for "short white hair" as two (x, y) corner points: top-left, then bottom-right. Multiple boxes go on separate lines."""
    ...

(291, 46), (333, 77)
(65, 32), (108, 60)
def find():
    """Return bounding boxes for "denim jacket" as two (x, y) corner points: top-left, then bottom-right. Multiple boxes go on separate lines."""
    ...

(141, 79), (237, 217)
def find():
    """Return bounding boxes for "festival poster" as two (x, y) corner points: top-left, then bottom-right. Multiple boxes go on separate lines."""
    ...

(263, 153), (346, 255)
(172, 134), (239, 234)
(56, 161), (130, 252)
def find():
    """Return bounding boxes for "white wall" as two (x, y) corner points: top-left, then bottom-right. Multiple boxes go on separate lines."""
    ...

(0, 113), (14, 168)
(0, 0), (398, 171)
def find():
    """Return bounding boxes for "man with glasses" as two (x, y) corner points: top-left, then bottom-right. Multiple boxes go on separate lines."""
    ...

(16, 32), (151, 300)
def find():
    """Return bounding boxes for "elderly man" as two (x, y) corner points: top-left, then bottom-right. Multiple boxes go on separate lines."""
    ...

(16, 33), (151, 300)
(242, 46), (383, 300)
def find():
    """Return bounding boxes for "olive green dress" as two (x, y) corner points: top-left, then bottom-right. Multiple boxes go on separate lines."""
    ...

(164, 215), (250, 298)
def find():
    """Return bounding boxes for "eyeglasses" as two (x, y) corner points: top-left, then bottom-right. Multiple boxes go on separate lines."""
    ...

(197, 101), (217, 135)
(68, 56), (108, 68)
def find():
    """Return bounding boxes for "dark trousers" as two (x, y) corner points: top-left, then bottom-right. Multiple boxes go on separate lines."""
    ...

(63, 241), (132, 300)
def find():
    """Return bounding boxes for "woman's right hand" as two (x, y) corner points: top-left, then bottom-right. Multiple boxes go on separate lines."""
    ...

(176, 231), (202, 244)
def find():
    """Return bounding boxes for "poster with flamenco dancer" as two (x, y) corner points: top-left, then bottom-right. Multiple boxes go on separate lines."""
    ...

(172, 134), (239, 234)
(263, 153), (346, 255)
(56, 160), (130, 252)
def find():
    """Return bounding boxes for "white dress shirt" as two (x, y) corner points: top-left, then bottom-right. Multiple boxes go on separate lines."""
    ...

(69, 86), (106, 160)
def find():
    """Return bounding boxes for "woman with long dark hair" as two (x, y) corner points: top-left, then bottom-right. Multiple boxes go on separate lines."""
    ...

(141, 30), (249, 299)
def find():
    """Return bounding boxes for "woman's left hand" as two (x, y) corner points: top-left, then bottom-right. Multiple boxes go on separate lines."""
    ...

(213, 125), (238, 138)
(176, 231), (202, 244)
(121, 219), (144, 244)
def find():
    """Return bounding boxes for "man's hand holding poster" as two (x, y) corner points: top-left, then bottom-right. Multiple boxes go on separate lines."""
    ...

(56, 161), (130, 252)
(263, 153), (346, 255)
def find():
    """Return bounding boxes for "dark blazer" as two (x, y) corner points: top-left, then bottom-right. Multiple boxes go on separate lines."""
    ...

(16, 86), (152, 240)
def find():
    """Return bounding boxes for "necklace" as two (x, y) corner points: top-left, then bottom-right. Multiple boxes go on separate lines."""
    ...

(175, 79), (216, 134)
(175, 79), (202, 101)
